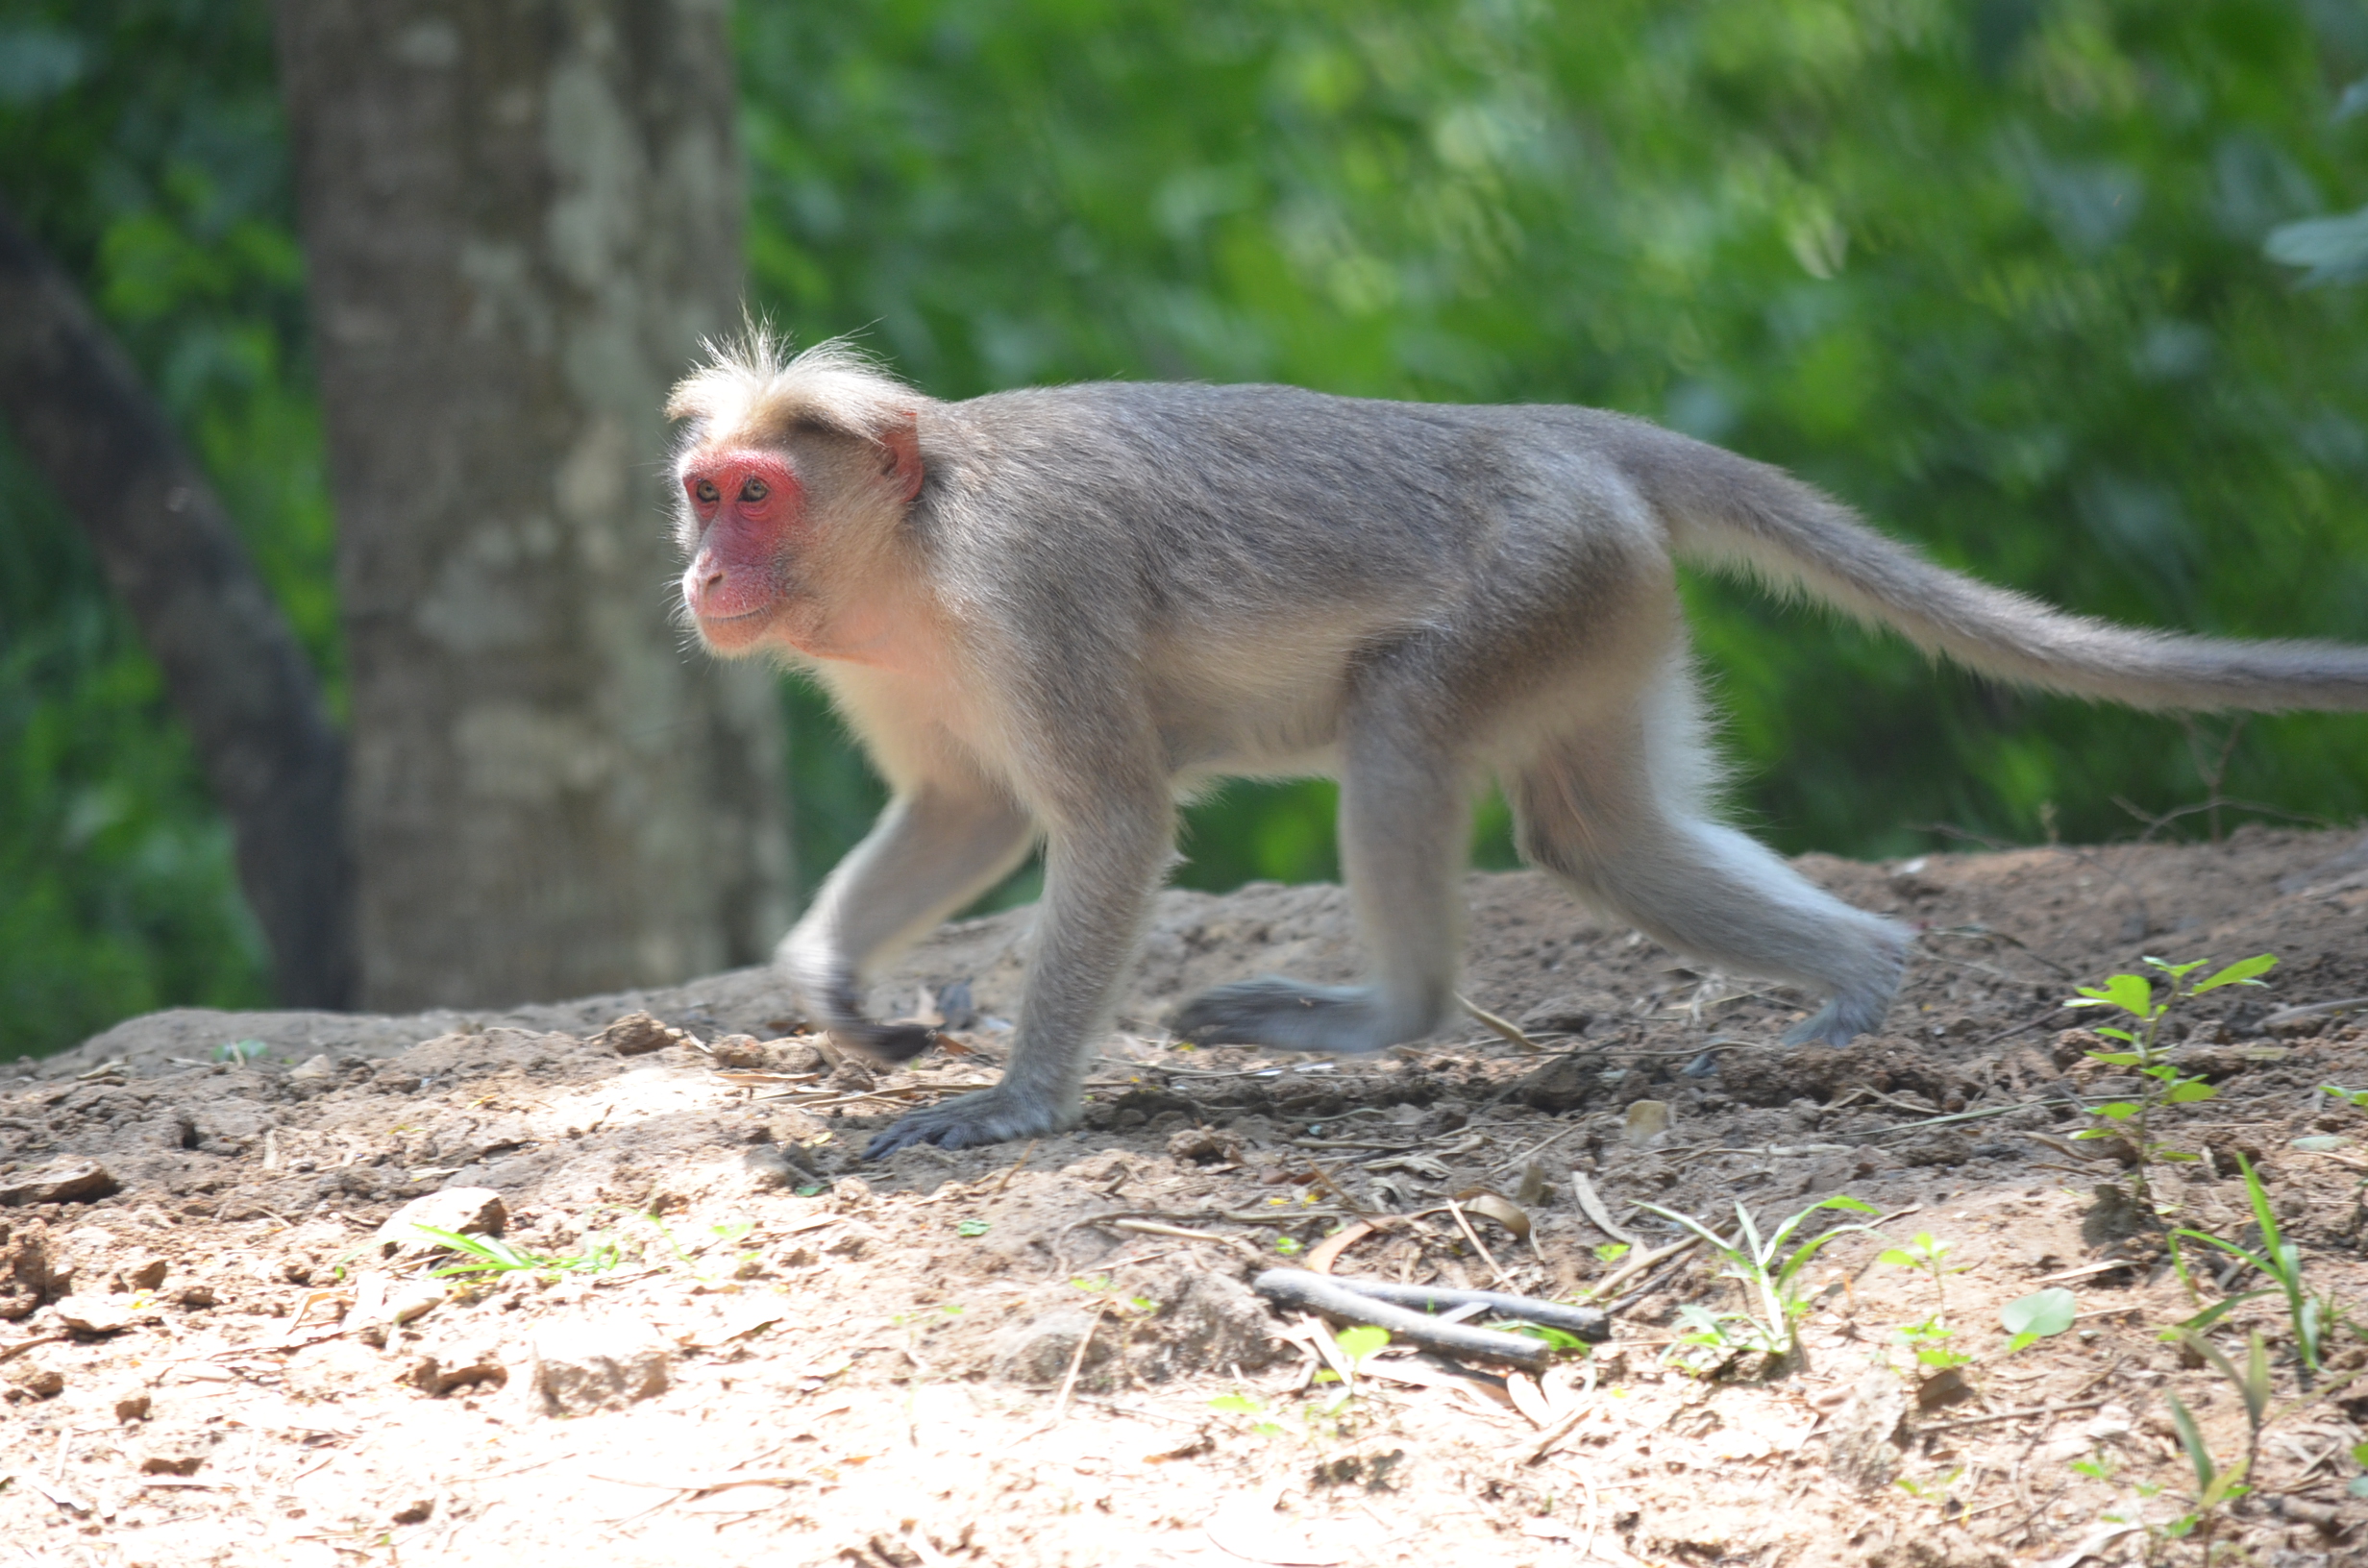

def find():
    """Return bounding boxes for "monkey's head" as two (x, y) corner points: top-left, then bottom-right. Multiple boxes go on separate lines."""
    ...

(665, 334), (926, 659)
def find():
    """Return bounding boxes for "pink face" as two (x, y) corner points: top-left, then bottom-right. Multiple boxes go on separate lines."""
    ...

(678, 449), (802, 650)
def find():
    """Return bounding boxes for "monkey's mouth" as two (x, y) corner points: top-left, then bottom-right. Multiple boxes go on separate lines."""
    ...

(693, 606), (775, 650)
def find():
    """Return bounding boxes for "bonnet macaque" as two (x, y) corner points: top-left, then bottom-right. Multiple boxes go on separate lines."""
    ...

(669, 336), (2368, 1157)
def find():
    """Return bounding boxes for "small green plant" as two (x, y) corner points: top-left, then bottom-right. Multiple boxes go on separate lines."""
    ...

(2064, 953), (2276, 1212)
(2000, 1286), (2078, 1353)
(1591, 1241), (1631, 1265)
(1272, 1235), (1304, 1256)
(1879, 1232), (1970, 1312)
(1070, 1276), (1156, 1312)
(213, 1038), (268, 1063)
(1311, 1324), (1392, 1403)
(2324, 1084), (2368, 1111)
(955, 1217), (991, 1237)
(1893, 1315), (1970, 1373)
(1508, 1321), (1596, 1353)
(1893, 1465), (1964, 1510)
(411, 1225), (622, 1280)
(2160, 1388), (2248, 1554)
(1639, 1193), (1878, 1372)
(1209, 1390), (1286, 1438)
(2068, 1452), (2119, 1483)
(2171, 1152), (2326, 1375)
(2181, 1328), (2272, 1499)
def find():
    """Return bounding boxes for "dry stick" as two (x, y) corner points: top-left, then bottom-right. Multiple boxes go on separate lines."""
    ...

(1098, 1216), (1263, 1263)
(1045, 1304), (1106, 1427)
(2262, 996), (2368, 1031)
(992, 1139), (1039, 1193)
(1918, 1397), (2111, 1433)
(1520, 1400), (1596, 1465)
(1444, 1198), (1516, 1290)
(1581, 1234), (1702, 1305)
(1460, 995), (1544, 1052)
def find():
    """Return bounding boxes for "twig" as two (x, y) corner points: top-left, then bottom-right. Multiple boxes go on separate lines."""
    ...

(992, 1139), (1038, 1193)
(1976, 1006), (2078, 1049)
(2263, 996), (2368, 1031)
(1445, 1198), (1515, 1290)
(1461, 995), (1543, 1052)
(1251, 1269), (1553, 1371)
(1045, 1304), (1104, 1426)
(1581, 1234), (1703, 1304)
(1918, 1397), (2109, 1433)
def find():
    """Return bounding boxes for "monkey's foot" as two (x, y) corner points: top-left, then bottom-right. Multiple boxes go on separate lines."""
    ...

(831, 1021), (938, 1066)
(1779, 990), (1890, 1047)
(863, 1089), (1075, 1160)
(1169, 978), (1422, 1053)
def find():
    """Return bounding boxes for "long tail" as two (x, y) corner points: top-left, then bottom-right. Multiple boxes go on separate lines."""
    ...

(1616, 423), (2368, 713)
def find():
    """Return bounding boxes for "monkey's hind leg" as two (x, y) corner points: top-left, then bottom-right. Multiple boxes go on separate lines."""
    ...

(1510, 684), (1909, 1046)
(1170, 718), (1466, 1053)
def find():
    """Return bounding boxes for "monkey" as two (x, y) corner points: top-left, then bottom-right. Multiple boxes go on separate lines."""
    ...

(666, 333), (2368, 1158)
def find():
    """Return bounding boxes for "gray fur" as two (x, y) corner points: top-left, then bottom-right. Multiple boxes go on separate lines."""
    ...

(667, 340), (2368, 1157)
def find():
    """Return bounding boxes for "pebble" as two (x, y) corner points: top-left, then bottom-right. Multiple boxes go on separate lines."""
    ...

(375, 1188), (508, 1256)
(49, 1293), (152, 1335)
(0, 1161), (118, 1207)
(530, 1317), (673, 1415)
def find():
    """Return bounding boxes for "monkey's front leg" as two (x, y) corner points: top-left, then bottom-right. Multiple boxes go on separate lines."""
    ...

(779, 781), (1034, 1064)
(865, 796), (1172, 1158)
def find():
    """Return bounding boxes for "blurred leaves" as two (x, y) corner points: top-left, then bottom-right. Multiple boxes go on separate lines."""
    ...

(740, 0), (2368, 887)
(0, 0), (320, 1056)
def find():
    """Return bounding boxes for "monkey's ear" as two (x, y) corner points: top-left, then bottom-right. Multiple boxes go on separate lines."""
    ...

(880, 411), (925, 503)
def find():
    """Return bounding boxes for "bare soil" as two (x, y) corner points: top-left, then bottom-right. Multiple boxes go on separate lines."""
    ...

(6, 825), (2368, 1567)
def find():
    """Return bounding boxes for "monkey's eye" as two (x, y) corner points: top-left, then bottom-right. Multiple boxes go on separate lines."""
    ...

(740, 478), (769, 503)
(694, 479), (720, 504)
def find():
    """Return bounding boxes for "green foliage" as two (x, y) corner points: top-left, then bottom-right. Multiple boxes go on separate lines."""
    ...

(740, 0), (2368, 893)
(2159, 1388), (2249, 1547)
(2172, 1151), (2329, 1374)
(2001, 1286), (2079, 1352)
(1640, 1192), (1876, 1372)
(1879, 1231), (1970, 1311)
(1893, 1314), (1970, 1374)
(1, 0), (329, 1059)
(2065, 954), (2274, 1208)
(410, 1225), (623, 1281)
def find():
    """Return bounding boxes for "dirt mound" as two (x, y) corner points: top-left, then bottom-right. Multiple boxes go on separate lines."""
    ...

(4, 826), (2367, 1563)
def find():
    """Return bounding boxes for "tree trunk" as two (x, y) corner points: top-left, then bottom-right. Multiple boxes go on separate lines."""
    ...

(273, 0), (790, 1012)
(0, 197), (357, 1011)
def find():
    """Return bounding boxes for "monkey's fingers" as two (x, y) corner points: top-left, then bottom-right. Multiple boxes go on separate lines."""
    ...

(863, 1087), (1066, 1159)
(832, 1022), (940, 1066)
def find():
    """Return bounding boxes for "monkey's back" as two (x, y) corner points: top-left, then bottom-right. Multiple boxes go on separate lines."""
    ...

(914, 381), (1676, 772)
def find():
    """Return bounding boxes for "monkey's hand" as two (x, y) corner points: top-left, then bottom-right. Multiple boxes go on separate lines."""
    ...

(863, 1087), (1077, 1159)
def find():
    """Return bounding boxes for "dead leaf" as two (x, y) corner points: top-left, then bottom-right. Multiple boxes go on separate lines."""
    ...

(1304, 1219), (1378, 1276)
(1505, 1371), (1554, 1429)
(1568, 1169), (1639, 1248)
(1452, 1189), (1531, 1241)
